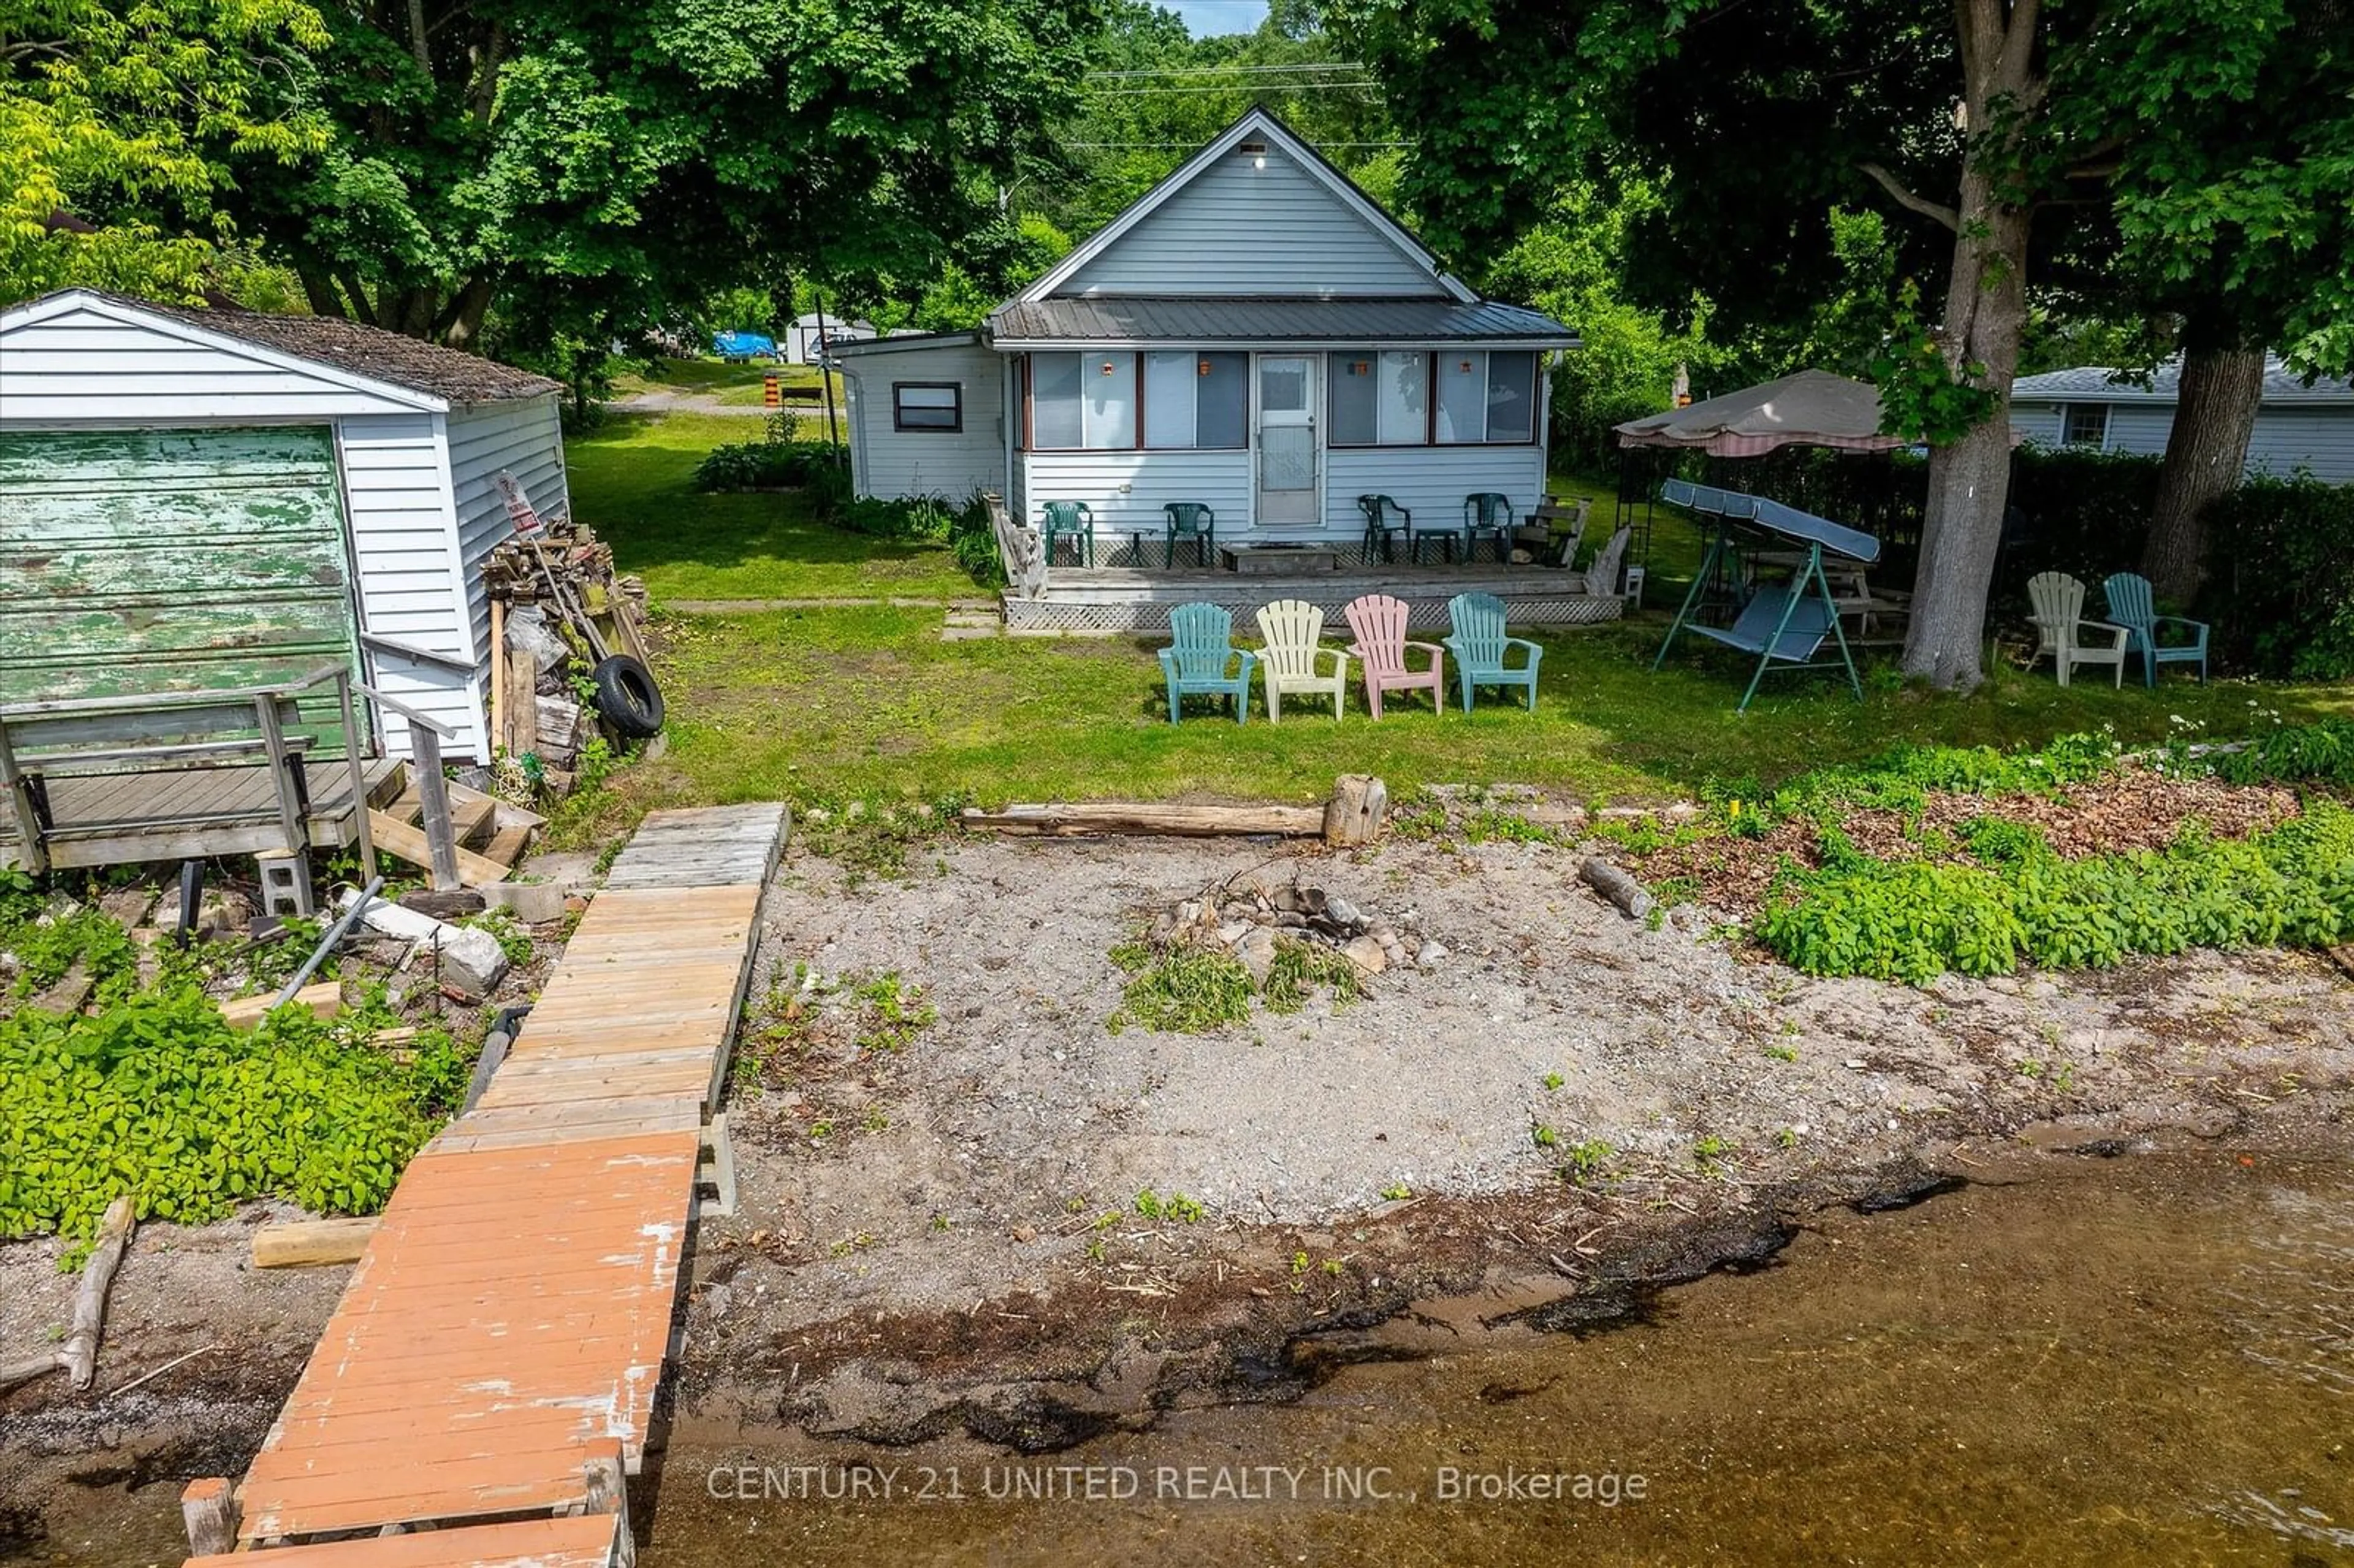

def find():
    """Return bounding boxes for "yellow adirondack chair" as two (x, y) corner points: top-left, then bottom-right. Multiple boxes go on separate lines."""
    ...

(2027, 571), (2129, 688)
(1253, 599), (1350, 721)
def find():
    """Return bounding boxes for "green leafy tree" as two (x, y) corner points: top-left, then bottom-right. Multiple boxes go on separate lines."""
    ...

(1330, 0), (2351, 688)
(226, 0), (1103, 348)
(1, 0), (330, 304)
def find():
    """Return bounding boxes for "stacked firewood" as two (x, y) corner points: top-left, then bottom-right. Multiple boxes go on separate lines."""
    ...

(483, 516), (653, 788)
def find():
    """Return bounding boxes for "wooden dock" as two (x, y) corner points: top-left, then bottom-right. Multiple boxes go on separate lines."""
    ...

(197, 803), (788, 1564)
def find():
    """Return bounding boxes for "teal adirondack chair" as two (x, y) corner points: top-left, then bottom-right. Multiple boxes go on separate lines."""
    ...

(1164, 501), (1216, 568)
(1040, 500), (1094, 567)
(1442, 592), (1542, 711)
(2100, 572), (2209, 685)
(1158, 603), (1256, 723)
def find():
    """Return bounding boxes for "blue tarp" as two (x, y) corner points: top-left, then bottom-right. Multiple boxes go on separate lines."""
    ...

(712, 330), (777, 360)
(1659, 479), (1881, 564)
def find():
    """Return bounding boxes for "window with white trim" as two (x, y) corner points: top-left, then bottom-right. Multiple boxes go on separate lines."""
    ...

(2062, 403), (2109, 447)
(891, 382), (962, 432)
(1143, 351), (1249, 449)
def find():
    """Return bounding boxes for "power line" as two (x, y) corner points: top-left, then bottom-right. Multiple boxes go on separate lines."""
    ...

(1083, 81), (1381, 96)
(1084, 61), (1369, 79)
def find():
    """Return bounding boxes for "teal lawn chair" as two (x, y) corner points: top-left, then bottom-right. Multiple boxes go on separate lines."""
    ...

(1442, 592), (1543, 711)
(2100, 571), (2209, 685)
(1158, 602), (1256, 723)
(1463, 492), (1515, 568)
(1040, 500), (1094, 567)
(1164, 501), (1216, 567)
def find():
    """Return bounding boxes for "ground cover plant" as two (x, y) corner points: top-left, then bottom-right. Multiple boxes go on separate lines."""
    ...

(1624, 721), (2354, 983)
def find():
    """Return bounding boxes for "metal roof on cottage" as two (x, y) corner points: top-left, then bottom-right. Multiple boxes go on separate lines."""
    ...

(2012, 356), (2354, 406)
(988, 295), (1578, 348)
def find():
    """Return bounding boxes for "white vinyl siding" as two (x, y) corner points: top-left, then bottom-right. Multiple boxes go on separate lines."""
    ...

(1324, 446), (1548, 536)
(0, 303), (435, 422)
(337, 413), (476, 759)
(2009, 403), (2066, 447)
(442, 395), (568, 759)
(2246, 411), (2354, 483)
(1058, 145), (1449, 299)
(840, 340), (1006, 503)
(1023, 450), (1252, 536)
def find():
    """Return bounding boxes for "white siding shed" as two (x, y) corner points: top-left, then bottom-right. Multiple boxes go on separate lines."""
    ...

(838, 334), (1007, 503)
(0, 289), (568, 761)
(2010, 356), (2354, 482)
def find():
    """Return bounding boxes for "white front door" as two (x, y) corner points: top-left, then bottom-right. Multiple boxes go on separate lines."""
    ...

(1254, 354), (1319, 526)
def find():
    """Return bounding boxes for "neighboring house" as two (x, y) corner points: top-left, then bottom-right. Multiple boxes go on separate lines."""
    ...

(832, 110), (1579, 545)
(2010, 356), (2354, 483)
(0, 288), (569, 761)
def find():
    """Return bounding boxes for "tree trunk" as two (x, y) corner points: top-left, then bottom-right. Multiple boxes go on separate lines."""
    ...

(1899, 181), (2032, 691)
(2140, 342), (2263, 602)
(1897, 0), (2042, 691)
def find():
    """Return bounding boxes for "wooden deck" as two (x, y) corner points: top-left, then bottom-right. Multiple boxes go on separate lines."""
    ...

(215, 803), (789, 1561)
(1005, 561), (1628, 634)
(0, 757), (405, 871)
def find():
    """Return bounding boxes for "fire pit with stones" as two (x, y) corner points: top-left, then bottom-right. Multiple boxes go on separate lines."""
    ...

(1148, 877), (1447, 987)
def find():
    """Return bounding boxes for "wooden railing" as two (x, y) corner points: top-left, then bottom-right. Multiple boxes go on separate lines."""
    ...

(986, 492), (1049, 601)
(0, 668), (454, 881)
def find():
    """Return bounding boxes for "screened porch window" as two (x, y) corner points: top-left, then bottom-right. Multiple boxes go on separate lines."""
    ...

(1328, 349), (1536, 445)
(1029, 350), (1248, 450)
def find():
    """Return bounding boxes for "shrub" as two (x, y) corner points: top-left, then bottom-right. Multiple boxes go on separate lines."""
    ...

(693, 440), (844, 492)
(2200, 476), (2354, 679)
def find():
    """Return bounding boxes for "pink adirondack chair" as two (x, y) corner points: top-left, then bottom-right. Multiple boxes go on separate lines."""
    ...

(1342, 593), (1447, 718)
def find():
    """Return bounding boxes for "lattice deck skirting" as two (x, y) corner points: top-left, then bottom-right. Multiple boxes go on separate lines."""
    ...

(1002, 571), (1628, 635)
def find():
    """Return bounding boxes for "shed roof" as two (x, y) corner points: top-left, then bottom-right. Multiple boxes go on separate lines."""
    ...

(18, 290), (560, 404)
(986, 295), (1576, 348)
(2012, 355), (2354, 406)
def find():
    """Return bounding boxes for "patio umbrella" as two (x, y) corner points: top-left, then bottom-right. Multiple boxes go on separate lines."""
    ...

(1613, 369), (1908, 457)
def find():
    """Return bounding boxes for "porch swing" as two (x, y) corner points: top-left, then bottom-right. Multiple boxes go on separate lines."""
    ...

(1650, 479), (1881, 712)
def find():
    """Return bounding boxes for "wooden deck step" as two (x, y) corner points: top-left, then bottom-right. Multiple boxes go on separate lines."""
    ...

(384, 781), (501, 847)
(191, 1512), (623, 1568)
(480, 824), (533, 869)
(366, 810), (514, 887)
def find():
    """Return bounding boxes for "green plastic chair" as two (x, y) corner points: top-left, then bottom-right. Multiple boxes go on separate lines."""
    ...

(1040, 500), (1094, 567)
(1356, 494), (1413, 564)
(1463, 492), (1516, 568)
(1442, 592), (1542, 711)
(1164, 501), (1216, 568)
(1158, 602), (1256, 723)
(2100, 571), (2209, 685)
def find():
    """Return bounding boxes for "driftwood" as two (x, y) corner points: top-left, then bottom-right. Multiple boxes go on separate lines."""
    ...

(251, 1217), (380, 1269)
(1, 1195), (134, 1393)
(1579, 857), (1656, 921)
(986, 493), (1048, 601)
(964, 777), (1390, 845)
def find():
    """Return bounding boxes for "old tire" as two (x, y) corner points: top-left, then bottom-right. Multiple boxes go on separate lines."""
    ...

(590, 654), (665, 737)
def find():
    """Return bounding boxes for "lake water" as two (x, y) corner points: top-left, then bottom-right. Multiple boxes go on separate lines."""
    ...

(9, 1148), (2348, 1566)
(652, 1149), (2352, 1566)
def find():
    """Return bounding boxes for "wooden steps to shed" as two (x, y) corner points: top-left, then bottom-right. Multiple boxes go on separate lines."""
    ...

(366, 777), (546, 887)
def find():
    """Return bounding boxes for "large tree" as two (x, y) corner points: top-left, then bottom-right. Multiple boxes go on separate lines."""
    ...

(1330, 0), (2352, 687)
(1, 0), (330, 304)
(224, 0), (1102, 348)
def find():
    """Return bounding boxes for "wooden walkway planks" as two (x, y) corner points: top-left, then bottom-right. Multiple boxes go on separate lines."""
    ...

(215, 802), (787, 1560)
(0, 756), (404, 870)
(191, 1513), (626, 1568)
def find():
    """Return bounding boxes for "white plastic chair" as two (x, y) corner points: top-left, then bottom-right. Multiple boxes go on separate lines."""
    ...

(2027, 571), (2128, 688)
(1254, 599), (1350, 721)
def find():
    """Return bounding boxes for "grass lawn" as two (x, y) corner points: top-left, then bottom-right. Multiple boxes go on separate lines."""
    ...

(565, 411), (2352, 822)
(609, 356), (837, 408)
(564, 412), (972, 603)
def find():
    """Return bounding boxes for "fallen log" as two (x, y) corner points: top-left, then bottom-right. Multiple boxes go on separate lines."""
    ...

(1579, 857), (1656, 922)
(961, 802), (1327, 839)
(3, 1195), (138, 1394)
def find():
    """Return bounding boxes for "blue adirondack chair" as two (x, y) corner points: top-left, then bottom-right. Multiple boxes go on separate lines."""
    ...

(1158, 603), (1257, 723)
(1441, 592), (1542, 711)
(2100, 571), (2209, 685)
(1040, 500), (1094, 567)
(1164, 502), (1216, 568)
